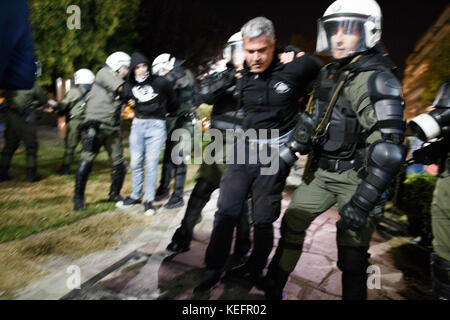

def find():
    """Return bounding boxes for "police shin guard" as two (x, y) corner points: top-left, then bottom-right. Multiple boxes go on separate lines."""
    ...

(109, 162), (126, 202)
(74, 160), (93, 211)
(337, 246), (370, 300)
(164, 163), (187, 209)
(431, 253), (450, 300)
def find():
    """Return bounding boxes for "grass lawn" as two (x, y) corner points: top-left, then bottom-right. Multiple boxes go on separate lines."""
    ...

(0, 125), (200, 297)
(0, 125), (199, 244)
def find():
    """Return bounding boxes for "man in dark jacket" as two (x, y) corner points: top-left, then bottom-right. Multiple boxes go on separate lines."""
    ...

(117, 52), (178, 215)
(166, 32), (251, 262)
(194, 16), (322, 293)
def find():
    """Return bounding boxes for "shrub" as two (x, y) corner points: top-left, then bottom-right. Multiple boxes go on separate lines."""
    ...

(398, 173), (437, 243)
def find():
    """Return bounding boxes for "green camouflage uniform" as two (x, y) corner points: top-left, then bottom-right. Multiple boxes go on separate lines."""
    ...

(81, 67), (125, 166)
(58, 85), (89, 167)
(266, 52), (406, 300)
(0, 82), (47, 175)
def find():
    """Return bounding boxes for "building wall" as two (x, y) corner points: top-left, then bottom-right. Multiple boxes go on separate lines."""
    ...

(402, 5), (450, 120)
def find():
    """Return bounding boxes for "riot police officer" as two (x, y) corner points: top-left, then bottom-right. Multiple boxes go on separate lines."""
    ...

(265, 0), (407, 300)
(0, 62), (48, 182)
(408, 81), (450, 299)
(55, 68), (95, 175)
(73, 52), (131, 211)
(152, 53), (200, 209)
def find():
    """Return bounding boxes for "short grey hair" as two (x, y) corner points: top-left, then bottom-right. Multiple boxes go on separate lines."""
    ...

(241, 17), (275, 43)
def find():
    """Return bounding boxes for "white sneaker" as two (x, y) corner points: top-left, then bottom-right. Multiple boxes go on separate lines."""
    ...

(144, 201), (156, 216)
(115, 201), (124, 208)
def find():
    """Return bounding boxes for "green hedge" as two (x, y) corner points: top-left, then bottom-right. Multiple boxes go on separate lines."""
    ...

(398, 173), (437, 243)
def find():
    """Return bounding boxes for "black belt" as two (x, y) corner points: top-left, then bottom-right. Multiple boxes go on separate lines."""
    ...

(135, 114), (163, 120)
(318, 157), (358, 173)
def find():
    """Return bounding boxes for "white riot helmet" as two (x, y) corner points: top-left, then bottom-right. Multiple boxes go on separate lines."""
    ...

(105, 51), (131, 72)
(152, 53), (176, 76)
(74, 68), (95, 85)
(223, 32), (244, 67)
(316, 0), (382, 57)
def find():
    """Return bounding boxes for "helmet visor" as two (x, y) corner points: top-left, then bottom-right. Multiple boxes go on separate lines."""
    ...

(224, 41), (244, 67)
(230, 41), (244, 67)
(316, 16), (367, 58)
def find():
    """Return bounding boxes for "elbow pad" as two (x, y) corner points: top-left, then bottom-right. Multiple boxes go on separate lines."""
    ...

(352, 141), (406, 213)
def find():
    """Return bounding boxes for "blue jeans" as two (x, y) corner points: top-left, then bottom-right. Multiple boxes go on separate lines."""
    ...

(129, 118), (167, 202)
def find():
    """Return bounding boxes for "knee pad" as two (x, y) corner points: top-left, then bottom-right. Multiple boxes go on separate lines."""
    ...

(337, 246), (370, 275)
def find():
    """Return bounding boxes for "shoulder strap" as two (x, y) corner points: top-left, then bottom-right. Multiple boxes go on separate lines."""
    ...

(312, 55), (363, 142)
(71, 88), (90, 108)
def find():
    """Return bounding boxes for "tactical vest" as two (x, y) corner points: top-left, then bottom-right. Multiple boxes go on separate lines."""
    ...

(168, 66), (199, 117)
(311, 53), (396, 162)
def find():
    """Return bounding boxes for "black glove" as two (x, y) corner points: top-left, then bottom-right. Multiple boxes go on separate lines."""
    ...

(337, 199), (369, 231)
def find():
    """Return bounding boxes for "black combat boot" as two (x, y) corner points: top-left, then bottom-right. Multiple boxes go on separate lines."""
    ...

(194, 268), (223, 294)
(431, 253), (450, 300)
(338, 246), (370, 300)
(167, 179), (216, 253)
(164, 163), (186, 209)
(108, 162), (126, 202)
(26, 167), (41, 182)
(263, 264), (290, 300)
(0, 165), (12, 182)
(166, 196), (204, 253)
(58, 164), (71, 175)
(74, 160), (93, 211)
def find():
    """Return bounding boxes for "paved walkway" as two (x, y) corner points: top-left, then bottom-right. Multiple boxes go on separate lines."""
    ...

(16, 166), (419, 300)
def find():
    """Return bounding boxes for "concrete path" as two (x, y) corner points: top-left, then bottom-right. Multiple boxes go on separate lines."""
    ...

(15, 166), (420, 300)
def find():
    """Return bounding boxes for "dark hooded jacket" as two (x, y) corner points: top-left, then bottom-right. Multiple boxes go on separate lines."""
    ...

(121, 52), (177, 119)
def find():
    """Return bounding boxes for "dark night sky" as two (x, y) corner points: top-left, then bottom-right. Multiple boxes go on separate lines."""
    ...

(194, 0), (448, 78)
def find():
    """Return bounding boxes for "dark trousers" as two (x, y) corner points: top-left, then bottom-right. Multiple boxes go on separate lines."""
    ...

(204, 142), (291, 273)
(0, 111), (38, 169)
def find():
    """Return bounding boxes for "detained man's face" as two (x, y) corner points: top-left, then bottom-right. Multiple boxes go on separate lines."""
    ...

(243, 34), (276, 73)
(134, 63), (148, 78)
(330, 28), (361, 59)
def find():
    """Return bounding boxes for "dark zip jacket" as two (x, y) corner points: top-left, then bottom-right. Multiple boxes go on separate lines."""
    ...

(239, 50), (322, 137)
